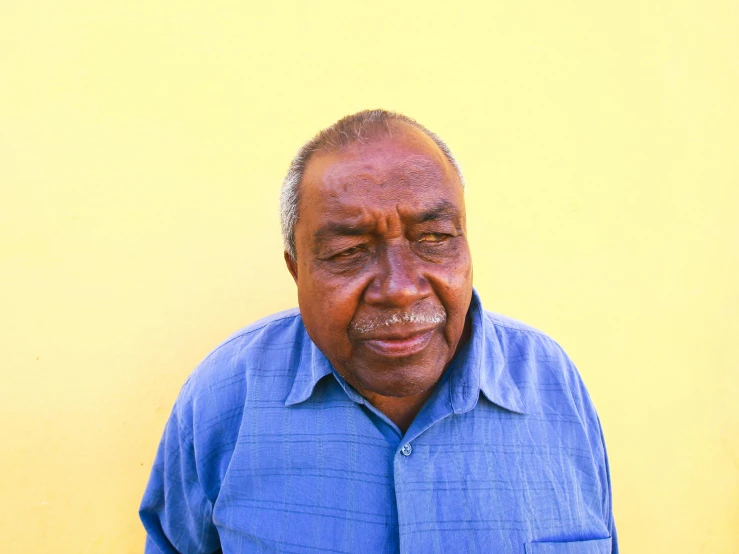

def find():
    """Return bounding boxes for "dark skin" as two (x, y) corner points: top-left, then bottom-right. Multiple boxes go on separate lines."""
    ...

(285, 124), (473, 432)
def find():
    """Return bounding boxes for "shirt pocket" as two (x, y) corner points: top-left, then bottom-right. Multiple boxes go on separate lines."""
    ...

(525, 537), (612, 554)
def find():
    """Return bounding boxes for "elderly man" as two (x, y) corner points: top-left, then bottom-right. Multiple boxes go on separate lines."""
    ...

(140, 110), (618, 553)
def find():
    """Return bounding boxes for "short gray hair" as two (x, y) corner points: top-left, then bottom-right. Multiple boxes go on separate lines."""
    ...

(280, 109), (464, 260)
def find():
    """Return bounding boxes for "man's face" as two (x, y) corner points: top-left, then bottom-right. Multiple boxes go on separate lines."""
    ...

(286, 125), (473, 399)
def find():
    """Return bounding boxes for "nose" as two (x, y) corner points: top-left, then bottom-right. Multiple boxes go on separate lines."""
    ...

(364, 241), (429, 308)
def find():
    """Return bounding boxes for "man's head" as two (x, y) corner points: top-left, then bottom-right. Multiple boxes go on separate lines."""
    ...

(282, 110), (473, 401)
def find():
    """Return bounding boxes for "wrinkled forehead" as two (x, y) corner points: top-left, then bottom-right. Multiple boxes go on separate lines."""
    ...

(320, 153), (450, 191)
(301, 128), (462, 205)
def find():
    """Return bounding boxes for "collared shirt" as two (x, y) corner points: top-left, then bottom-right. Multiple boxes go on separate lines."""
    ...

(140, 289), (618, 554)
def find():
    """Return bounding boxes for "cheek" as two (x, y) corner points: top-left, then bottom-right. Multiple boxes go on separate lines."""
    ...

(437, 252), (472, 296)
(433, 256), (473, 338)
(298, 269), (364, 352)
(450, 247), (473, 282)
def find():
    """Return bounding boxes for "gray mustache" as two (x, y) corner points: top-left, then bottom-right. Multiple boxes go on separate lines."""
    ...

(349, 307), (446, 335)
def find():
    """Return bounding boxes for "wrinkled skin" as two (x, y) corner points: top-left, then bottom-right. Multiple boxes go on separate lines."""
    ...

(285, 124), (473, 431)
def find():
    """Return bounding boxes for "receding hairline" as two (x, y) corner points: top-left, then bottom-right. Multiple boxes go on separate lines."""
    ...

(300, 122), (462, 190)
(308, 117), (436, 152)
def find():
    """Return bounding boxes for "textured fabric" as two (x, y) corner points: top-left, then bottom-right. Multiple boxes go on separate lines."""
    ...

(140, 289), (618, 553)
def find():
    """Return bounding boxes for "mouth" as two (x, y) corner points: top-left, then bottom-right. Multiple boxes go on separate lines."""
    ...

(359, 328), (436, 358)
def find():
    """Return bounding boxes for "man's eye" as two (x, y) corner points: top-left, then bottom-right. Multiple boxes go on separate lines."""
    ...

(333, 246), (363, 258)
(418, 233), (450, 243)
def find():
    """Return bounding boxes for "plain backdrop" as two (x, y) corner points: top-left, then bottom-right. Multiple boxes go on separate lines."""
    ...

(1, 1), (737, 552)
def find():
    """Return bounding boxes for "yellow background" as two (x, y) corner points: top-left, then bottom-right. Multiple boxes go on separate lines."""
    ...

(1, 1), (737, 552)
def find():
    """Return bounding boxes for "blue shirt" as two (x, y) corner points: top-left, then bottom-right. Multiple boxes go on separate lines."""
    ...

(140, 289), (617, 553)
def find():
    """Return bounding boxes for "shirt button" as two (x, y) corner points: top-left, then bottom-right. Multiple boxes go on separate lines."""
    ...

(400, 443), (412, 456)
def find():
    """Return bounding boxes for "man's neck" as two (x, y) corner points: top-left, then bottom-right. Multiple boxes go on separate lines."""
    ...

(360, 388), (435, 434)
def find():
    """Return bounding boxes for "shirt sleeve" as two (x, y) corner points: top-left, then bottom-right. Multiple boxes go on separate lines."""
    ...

(559, 345), (618, 551)
(139, 401), (221, 554)
(598, 418), (619, 553)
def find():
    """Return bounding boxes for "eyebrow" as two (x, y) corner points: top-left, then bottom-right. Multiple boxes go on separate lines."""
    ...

(412, 201), (460, 224)
(312, 201), (461, 243)
(313, 222), (375, 242)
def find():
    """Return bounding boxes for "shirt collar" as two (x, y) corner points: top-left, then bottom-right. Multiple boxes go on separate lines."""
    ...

(285, 288), (527, 415)
(448, 288), (527, 415)
(284, 328), (334, 406)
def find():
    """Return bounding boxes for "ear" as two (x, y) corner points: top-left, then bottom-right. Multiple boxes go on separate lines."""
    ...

(284, 251), (298, 284)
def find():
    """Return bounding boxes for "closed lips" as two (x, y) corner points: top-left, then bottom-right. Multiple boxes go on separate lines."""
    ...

(359, 328), (436, 357)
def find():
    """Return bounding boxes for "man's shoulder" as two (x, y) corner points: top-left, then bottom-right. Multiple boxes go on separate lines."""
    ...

(218, 307), (304, 346)
(482, 309), (564, 357)
(175, 308), (305, 415)
(481, 310), (587, 399)
(482, 310), (601, 430)
(483, 310), (551, 337)
(197, 307), (303, 370)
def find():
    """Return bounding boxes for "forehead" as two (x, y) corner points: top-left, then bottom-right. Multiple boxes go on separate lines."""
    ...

(299, 127), (464, 223)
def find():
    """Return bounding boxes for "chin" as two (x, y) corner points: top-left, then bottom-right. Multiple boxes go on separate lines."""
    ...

(349, 359), (446, 398)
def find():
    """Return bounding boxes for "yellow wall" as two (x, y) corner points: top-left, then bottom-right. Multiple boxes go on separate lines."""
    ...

(1, 1), (737, 552)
